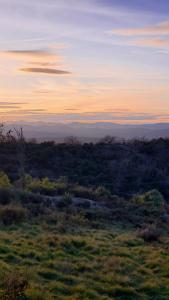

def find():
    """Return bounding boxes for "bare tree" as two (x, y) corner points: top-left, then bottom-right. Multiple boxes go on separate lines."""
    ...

(14, 127), (26, 189)
(0, 123), (16, 143)
(99, 135), (117, 144)
(64, 136), (80, 145)
(0, 123), (26, 189)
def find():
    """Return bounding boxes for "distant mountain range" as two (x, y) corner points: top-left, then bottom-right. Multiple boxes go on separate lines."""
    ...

(6, 122), (169, 142)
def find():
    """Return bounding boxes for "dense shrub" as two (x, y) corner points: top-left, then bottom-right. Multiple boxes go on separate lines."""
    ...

(26, 175), (68, 196)
(132, 190), (166, 218)
(54, 183), (68, 195)
(18, 190), (43, 205)
(133, 190), (165, 208)
(55, 211), (89, 231)
(26, 288), (51, 300)
(57, 193), (73, 208)
(1, 271), (28, 300)
(0, 188), (14, 205)
(55, 176), (69, 195)
(0, 172), (11, 189)
(26, 176), (56, 196)
(2, 138), (169, 199)
(70, 185), (94, 199)
(94, 186), (112, 201)
(0, 205), (26, 225)
(138, 226), (161, 242)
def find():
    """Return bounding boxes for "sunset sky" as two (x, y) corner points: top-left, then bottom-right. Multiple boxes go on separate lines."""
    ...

(0, 0), (169, 124)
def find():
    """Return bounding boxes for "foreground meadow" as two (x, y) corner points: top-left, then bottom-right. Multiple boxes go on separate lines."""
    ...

(0, 214), (169, 300)
(0, 170), (168, 299)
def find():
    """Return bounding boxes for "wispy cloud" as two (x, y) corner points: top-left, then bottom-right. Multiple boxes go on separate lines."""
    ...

(2, 109), (169, 124)
(0, 101), (27, 109)
(0, 101), (26, 105)
(1, 47), (71, 76)
(64, 108), (80, 111)
(110, 20), (169, 48)
(0, 108), (46, 115)
(134, 38), (169, 47)
(20, 67), (71, 75)
(28, 62), (57, 67)
(111, 20), (169, 36)
(0, 105), (21, 109)
(33, 89), (51, 94)
(2, 49), (61, 62)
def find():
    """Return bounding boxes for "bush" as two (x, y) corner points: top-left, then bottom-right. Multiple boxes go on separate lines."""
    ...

(1, 271), (28, 300)
(57, 193), (73, 208)
(0, 172), (11, 189)
(70, 185), (94, 199)
(132, 190), (166, 220)
(0, 188), (14, 205)
(18, 190), (43, 205)
(26, 177), (56, 196)
(0, 205), (26, 226)
(133, 190), (165, 208)
(55, 176), (69, 195)
(138, 226), (161, 242)
(26, 288), (51, 300)
(94, 186), (112, 201)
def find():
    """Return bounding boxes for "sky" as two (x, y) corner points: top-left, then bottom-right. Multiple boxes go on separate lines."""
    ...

(0, 0), (169, 124)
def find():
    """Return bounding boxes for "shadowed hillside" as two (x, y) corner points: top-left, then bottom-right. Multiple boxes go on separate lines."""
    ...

(0, 134), (169, 299)
(1, 137), (169, 198)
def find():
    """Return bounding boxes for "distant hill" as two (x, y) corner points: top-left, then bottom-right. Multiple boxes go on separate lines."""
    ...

(7, 122), (169, 142)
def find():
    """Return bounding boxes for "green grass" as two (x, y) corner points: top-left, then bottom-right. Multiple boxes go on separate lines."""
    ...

(0, 218), (169, 300)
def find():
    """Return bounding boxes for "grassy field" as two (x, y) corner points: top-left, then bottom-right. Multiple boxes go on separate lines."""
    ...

(0, 172), (168, 299)
(0, 216), (169, 300)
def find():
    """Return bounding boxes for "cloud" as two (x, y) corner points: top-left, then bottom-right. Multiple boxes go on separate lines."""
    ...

(6, 50), (50, 56)
(111, 20), (169, 36)
(0, 101), (26, 105)
(134, 38), (169, 47)
(0, 109), (46, 115)
(0, 105), (21, 109)
(28, 61), (57, 66)
(33, 89), (51, 94)
(110, 21), (169, 48)
(59, 111), (168, 121)
(20, 67), (71, 75)
(4, 110), (169, 122)
(2, 106), (169, 124)
(2, 49), (61, 62)
(1, 47), (71, 76)
(0, 101), (27, 109)
(64, 108), (80, 111)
